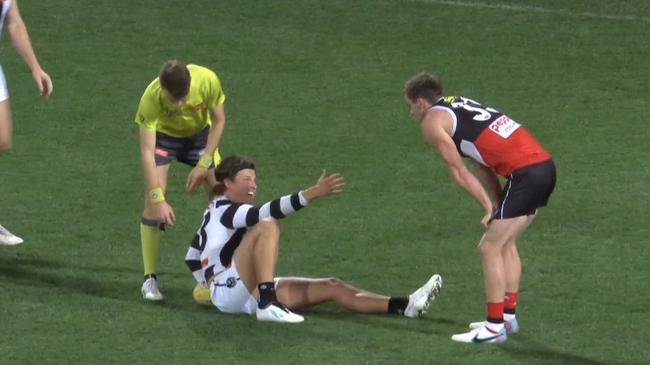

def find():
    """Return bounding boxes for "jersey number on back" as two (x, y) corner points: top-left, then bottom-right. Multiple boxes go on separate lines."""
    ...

(451, 97), (498, 122)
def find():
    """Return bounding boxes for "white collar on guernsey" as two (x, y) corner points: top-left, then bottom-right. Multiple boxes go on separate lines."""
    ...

(424, 100), (457, 137)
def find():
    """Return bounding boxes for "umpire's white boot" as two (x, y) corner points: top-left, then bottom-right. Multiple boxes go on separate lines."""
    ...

(141, 277), (164, 301)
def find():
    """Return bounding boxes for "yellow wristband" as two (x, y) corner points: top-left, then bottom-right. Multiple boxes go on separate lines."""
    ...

(149, 187), (165, 204)
(197, 154), (213, 169)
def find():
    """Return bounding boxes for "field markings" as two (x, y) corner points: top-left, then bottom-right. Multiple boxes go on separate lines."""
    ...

(404, 0), (650, 23)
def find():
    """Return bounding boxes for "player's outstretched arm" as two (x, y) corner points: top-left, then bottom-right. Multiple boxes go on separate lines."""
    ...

(220, 171), (344, 229)
(302, 170), (345, 202)
(5, 0), (52, 97)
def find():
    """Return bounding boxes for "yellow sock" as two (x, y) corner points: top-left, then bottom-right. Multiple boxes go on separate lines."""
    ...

(140, 220), (163, 276)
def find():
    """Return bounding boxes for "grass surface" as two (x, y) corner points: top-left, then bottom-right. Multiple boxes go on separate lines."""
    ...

(0, 1), (648, 364)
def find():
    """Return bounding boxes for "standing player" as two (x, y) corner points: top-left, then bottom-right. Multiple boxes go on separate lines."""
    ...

(0, 0), (53, 246)
(184, 155), (443, 322)
(404, 73), (556, 343)
(135, 60), (226, 300)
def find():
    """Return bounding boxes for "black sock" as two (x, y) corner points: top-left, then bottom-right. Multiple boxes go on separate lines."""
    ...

(388, 297), (409, 315)
(144, 273), (157, 282)
(258, 281), (277, 308)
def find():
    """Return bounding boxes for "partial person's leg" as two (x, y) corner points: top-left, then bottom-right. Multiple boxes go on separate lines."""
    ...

(0, 65), (12, 152)
(0, 97), (23, 246)
(233, 219), (280, 297)
(501, 213), (535, 331)
(0, 100), (13, 152)
(452, 216), (530, 343)
(503, 214), (535, 294)
(140, 164), (170, 300)
(478, 217), (529, 312)
(232, 219), (303, 323)
(276, 277), (390, 313)
(276, 274), (443, 317)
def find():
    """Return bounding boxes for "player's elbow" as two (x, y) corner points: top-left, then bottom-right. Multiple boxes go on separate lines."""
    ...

(5, 21), (26, 41)
(448, 166), (466, 185)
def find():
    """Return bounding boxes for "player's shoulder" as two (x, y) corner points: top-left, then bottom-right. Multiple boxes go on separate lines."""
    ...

(141, 76), (162, 99)
(188, 64), (219, 80)
(213, 196), (251, 211)
(429, 97), (457, 120)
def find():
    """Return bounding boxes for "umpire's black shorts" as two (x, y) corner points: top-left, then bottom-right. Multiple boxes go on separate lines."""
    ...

(154, 127), (219, 167)
(493, 158), (556, 220)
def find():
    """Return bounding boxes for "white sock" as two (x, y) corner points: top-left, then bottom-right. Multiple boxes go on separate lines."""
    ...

(504, 313), (516, 322)
(485, 321), (505, 333)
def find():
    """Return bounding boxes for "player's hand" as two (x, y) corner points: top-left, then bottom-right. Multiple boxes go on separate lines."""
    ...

(155, 201), (176, 226)
(32, 68), (53, 98)
(303, 169), (345, 201)
(186, 166), (208, 192)
(481, 209), (493, 229)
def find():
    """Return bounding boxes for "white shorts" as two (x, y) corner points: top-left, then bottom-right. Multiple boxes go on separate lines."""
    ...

(210, 261), (258, 314)
(0, 65), (8, 102)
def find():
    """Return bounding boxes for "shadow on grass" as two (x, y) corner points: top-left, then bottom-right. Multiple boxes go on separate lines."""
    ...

(503, 336), (633, 365)
(0, 253), (142, 302)
(292, 305), (464, 335)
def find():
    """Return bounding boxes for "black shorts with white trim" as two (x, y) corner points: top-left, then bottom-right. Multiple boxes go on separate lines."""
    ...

(493, 158), (556, 220)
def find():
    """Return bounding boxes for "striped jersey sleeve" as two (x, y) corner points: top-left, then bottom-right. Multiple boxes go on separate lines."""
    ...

(220, 191), (309, 229)
(185, 209), (211, 283)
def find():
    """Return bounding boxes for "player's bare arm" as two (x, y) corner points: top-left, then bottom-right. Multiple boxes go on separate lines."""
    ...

(470, 160), (502, 204)
(302, 170), (346, 201)
(186, 104), (226, 191)
(5, 0), (52, 97)
(420, 110), (493, 227)
(140, 127), (175, 225)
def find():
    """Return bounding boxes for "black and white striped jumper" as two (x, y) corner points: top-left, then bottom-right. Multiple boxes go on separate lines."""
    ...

(185, 191), (309, 283)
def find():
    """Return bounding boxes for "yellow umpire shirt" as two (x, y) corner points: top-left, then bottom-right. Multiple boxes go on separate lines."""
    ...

(135, 64), (226, 138)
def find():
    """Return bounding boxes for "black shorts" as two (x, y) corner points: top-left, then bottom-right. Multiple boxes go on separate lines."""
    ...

(493, 159), (556, 220)
(155, 127), (210, 167)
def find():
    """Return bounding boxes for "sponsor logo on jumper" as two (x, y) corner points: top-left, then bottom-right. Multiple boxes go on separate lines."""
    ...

(488, 115), (520, 138)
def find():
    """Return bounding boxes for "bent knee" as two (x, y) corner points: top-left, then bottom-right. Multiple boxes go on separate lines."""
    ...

(324, 277), (344, 287)
(256, 218), (280, 233)
(477, 239), (504, 256)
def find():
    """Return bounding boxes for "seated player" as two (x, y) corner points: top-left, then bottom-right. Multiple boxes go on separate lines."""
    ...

(185, 155), (443, 323)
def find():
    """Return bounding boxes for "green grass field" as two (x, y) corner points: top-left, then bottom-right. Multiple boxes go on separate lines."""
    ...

(1, 0), (648, 364)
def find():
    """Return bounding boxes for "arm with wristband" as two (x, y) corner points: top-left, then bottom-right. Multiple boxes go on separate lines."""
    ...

(186, 104), (226, 191)
(140, 127), (176, 225)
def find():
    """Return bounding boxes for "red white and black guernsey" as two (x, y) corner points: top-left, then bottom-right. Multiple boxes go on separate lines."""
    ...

(432, 96), (551, 177)
(432, 96), (556, 219)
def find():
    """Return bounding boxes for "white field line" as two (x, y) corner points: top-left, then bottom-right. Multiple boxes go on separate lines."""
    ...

(404, 0), (650, 23)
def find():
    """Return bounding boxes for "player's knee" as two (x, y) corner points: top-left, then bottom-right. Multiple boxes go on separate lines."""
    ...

(325, 277), (344, 287)
(477, 239), (500, 256)
(257, 219), (280, 234)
